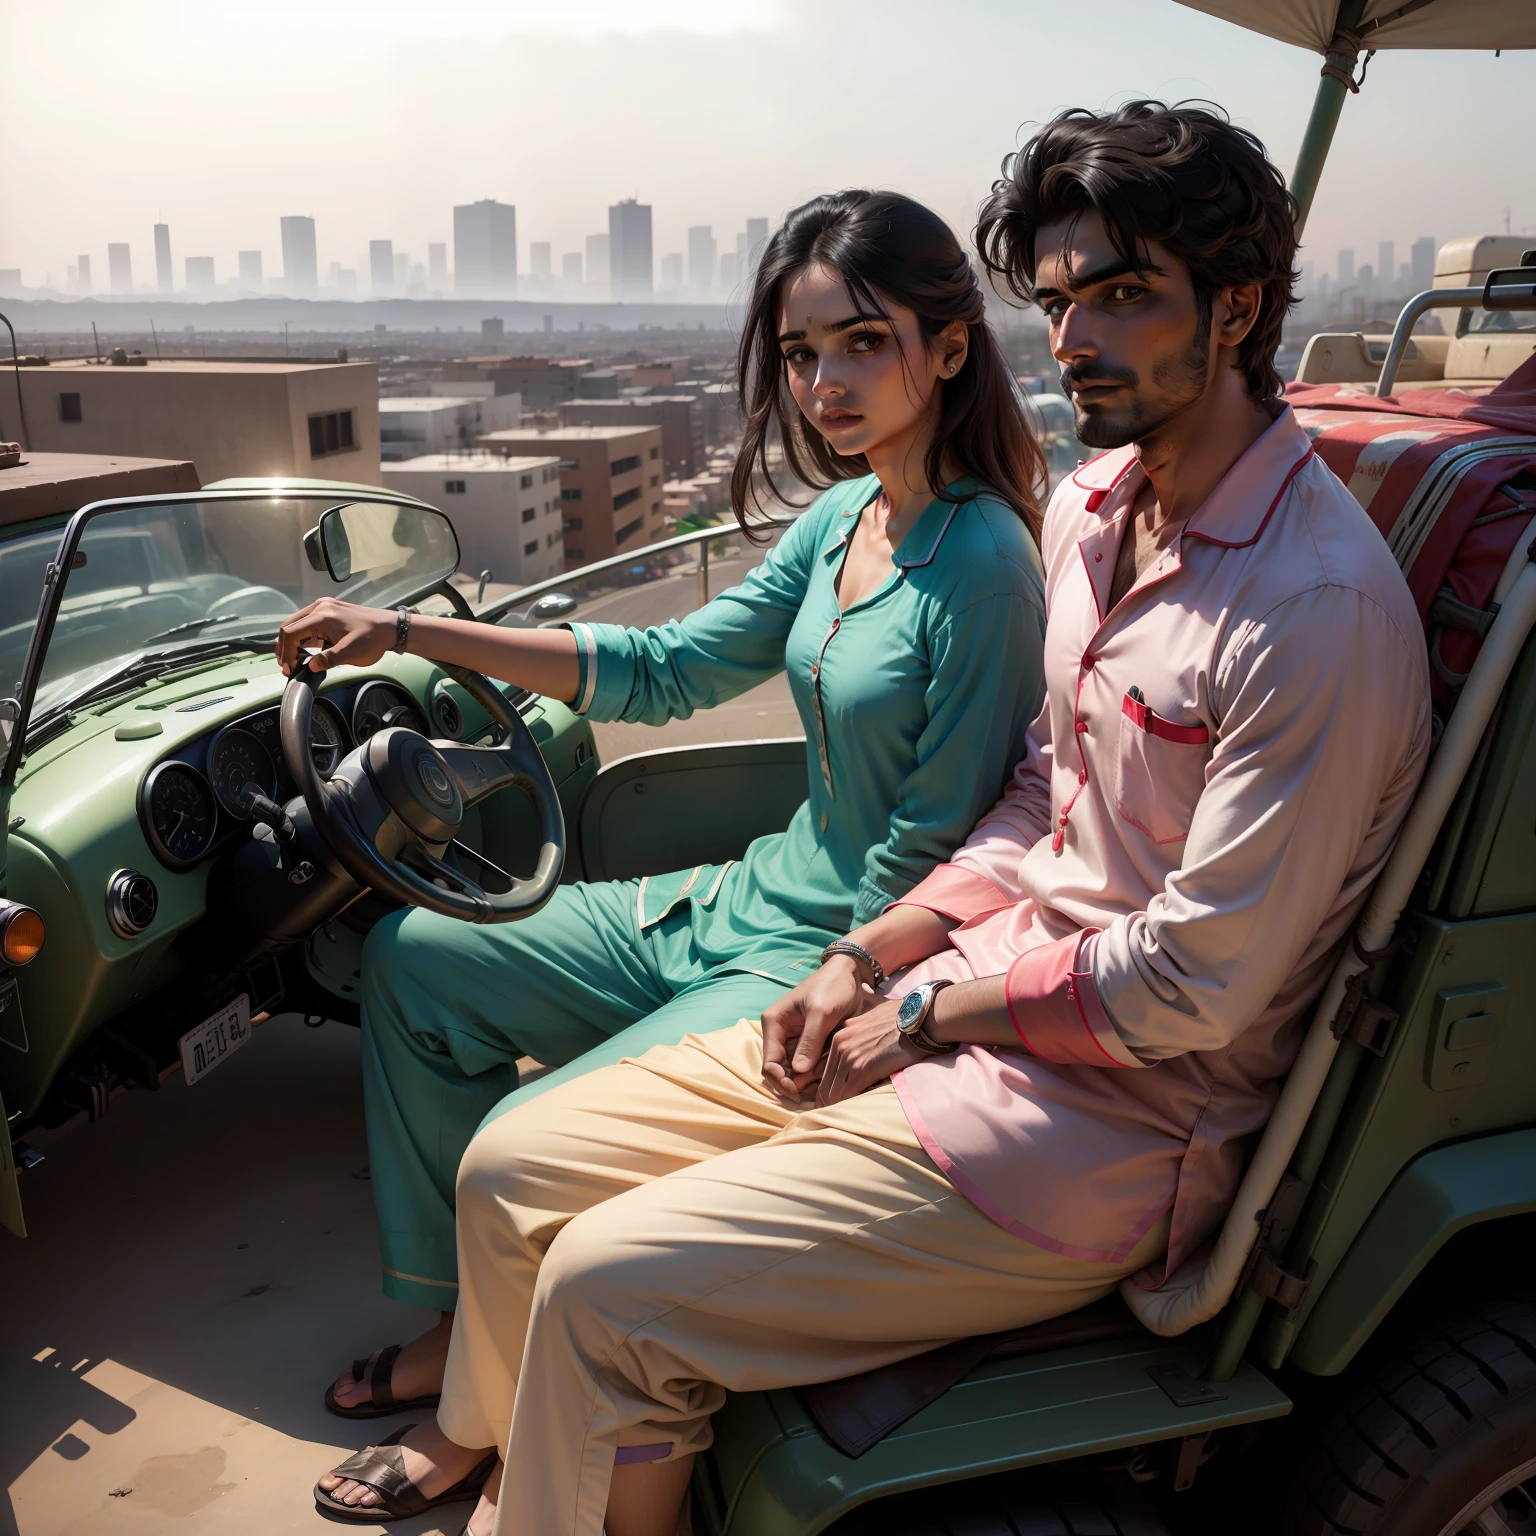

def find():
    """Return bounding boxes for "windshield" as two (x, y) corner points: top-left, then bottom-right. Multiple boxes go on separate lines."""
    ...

(7, 494), (457, 719)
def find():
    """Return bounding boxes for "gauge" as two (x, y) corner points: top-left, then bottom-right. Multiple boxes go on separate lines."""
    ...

(309, 697), (349, 777)
(432, 690), (464, 740)
(138, 762), (218, 870)
(209, 725), (277, 818)
(352, 681), (428, 743)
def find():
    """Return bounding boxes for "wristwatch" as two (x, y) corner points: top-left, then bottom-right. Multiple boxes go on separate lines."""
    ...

(896, 979), (956, 1055)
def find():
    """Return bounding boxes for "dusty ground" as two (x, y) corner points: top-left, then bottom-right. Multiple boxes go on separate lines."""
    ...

(0, 1015), (467, 1536)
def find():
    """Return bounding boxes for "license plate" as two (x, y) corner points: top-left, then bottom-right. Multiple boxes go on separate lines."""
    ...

(179, 995), (252, 1086)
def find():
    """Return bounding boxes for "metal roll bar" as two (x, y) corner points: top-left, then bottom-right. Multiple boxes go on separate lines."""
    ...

(1376, 264), (1536, 397)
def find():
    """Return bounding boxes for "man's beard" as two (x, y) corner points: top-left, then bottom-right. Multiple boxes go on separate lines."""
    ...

(1064, 337), (1211, 450)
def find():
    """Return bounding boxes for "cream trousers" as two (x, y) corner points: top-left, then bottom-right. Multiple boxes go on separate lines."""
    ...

(439, 1020), (1170, 1536)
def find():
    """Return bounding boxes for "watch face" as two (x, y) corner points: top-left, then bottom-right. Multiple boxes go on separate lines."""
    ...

(898, 988), (926, 1030)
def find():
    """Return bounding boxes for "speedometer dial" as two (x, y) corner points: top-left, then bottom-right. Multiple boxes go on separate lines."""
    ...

(139, 763), (218, 870)
(352, 681), (428, 743)
(310, 697), (348, 777)
(209, 726), (277, 817)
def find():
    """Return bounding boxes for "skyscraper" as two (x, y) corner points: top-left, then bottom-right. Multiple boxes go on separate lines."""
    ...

(280, 216), (319, 297)
(154, 224), (173, 293)
(1338, 249), (1355, 287)
(454, 200), (517, 298)
(660, 252), (684, 291)
(1378, 241), (1395, 296)
(609, 199), (653, 302)
(371, 241), (395, 297)
(687, 226), (716, 298)
(744, 217), (769, 275)
(1411, 236), (1436, 292)
(428, 243), (448, 290)
(585, 234), (610, 294)
(76, 255), (92, 293)
(238, 251), (264, 289)
(108, 243), (132, 294)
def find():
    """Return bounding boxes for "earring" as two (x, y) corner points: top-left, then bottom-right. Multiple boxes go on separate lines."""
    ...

(948, 363), (957, 375)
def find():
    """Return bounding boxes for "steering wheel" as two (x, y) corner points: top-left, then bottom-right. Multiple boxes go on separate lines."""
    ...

(280, 664), (564, 923)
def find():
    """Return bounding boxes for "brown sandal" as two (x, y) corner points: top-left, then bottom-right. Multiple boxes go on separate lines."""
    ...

(323, 1343), (442, 1420)
(313, 1425), (496, 1523)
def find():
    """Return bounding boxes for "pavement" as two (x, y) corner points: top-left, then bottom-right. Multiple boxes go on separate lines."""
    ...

(0, 1015), (462, 1536)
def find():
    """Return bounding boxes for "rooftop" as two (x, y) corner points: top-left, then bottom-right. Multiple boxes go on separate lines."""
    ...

(381, 452), (557, 473)
(378, 396), (490, 412)
(34, 357), (363, 375)
(0, 451), (199, 526)
(478, 425), (658, 444)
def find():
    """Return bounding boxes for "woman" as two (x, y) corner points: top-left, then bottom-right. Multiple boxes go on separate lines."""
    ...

(289, 188), (1047, 1496)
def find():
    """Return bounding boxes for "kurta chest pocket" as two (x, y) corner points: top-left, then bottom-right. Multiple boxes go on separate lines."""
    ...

(1114, 692), (1210, 846)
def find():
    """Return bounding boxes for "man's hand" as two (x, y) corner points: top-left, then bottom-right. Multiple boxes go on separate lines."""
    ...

(760, 957), (868, 1099)
(816, 995), (922, 1106)
(276, 599), (395, 677)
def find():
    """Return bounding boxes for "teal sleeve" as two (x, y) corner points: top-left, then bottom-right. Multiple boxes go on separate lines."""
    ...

(576, 484), (858, 725)
(852, 582), (1047, 925)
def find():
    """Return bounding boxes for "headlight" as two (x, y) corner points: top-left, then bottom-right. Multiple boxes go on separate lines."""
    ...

(0, 900), (45, 966)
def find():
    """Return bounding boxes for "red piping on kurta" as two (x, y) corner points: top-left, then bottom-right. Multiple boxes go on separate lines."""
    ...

(1120, 692), (1210, 744)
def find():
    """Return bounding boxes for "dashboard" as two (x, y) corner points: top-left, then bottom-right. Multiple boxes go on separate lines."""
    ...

(135, 677), (464, 871)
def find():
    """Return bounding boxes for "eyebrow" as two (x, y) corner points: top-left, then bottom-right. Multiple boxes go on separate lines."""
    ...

(776, 312), (890, 344)
(1031, 258), (1165, 304)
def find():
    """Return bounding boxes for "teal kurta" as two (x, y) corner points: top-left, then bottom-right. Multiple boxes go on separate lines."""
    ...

(362, 475), (1046, 1307)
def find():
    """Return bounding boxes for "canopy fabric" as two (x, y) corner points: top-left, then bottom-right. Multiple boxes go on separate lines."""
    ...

(1172, 0), (1536, 51)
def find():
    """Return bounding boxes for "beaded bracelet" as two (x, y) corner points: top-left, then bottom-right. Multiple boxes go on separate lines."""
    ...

(820, 938), (885, 990)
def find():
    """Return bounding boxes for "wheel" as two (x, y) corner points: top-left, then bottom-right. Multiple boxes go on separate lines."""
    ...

(1281, 1294), (1536, 1535)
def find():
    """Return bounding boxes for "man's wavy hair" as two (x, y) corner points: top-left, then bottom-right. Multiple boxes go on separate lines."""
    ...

(976, 101), (1300, 403)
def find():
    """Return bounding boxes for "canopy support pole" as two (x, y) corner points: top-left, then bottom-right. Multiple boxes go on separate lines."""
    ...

(1289, 0), (1368, 235)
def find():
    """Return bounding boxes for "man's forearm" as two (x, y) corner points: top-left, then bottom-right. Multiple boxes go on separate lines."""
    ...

(924, 974), (1019, 1048)
(843, 905), (959, 978)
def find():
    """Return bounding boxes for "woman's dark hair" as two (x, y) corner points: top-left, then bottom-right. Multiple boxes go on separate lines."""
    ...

(976, 100), (1299, 403)
(732, 190), (1045, 543)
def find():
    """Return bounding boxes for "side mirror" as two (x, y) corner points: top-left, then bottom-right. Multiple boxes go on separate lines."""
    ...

(312, 501), (459, 589)
(530, 592), (578, 622)
(316, 504), (356, 583)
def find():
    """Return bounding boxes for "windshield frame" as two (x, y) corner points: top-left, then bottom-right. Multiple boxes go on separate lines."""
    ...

(1, 485), (450, 787)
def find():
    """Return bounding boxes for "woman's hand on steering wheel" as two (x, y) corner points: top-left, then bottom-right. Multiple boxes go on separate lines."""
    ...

(760, 957), (872, 1100)
(277, 598), (396, 677)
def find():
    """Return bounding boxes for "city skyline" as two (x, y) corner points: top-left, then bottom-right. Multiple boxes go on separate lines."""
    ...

(4, 0), (1532, 299)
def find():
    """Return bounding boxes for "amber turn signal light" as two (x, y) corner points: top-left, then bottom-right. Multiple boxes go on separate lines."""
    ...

(0, 901), (45, 966)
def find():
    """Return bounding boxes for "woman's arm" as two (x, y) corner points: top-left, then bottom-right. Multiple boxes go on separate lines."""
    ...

(275, 599), (581, 700)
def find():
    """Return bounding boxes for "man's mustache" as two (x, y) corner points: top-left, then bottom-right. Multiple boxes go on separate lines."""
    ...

(1060, 362), (1139, 393)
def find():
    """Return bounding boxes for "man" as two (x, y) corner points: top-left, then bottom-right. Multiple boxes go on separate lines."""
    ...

(315, 102), (1431, 1536)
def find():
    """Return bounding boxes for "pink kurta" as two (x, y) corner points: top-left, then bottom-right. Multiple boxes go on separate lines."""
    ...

(890, 407), (1431, 1286)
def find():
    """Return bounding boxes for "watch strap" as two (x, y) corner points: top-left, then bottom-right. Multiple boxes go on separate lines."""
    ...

(393, 606), (412, 654)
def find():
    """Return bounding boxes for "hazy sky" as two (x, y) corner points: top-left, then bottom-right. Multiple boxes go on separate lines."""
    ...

(3, 0), (1531, 292)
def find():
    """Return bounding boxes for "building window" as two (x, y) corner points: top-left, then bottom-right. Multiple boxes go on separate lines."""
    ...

(649, 474), (660, 487)
(610, 454), (642, 477)
(615, 517), (644, 544)
(59, 392), (82, 422)
(519, 473), (533, 490)
(568, 548), (584, 562)
(558, 459), (580, 471)
(613, 486), (642, 512)
(521, 507), (535, 523)
(649, 446), (660, 460)
(561, 487), (582, 502)
(543, 466), (556, 483)
(563, 517), (584, 532)
(524, 540), (538, 557)
(547, 532), (560, 547)
(308, 409), (356, 458)
(444, 479), (466, 494)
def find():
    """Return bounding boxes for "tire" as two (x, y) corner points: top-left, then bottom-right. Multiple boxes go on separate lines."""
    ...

(1282, 1294), (1536, 1535)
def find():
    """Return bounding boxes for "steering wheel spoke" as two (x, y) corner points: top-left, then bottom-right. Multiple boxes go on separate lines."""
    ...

(438, 743), (525, 811)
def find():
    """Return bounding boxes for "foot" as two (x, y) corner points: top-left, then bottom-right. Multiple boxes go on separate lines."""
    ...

(330, 1312), (453, 1411)
(464, 1459), (503, 1536)
(317, 1419), (492, 1511)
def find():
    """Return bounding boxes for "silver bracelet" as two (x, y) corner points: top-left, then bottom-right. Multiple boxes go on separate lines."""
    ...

(820, 939), (885, 990)
(393, 606), (412, 654)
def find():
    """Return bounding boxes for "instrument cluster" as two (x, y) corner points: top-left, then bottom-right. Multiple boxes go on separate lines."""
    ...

(136, 680), (426, 871)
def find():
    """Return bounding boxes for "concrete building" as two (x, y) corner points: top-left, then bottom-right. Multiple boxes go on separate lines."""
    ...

(281, 216), (319, 297)
(719, 250), (738, 293)
(455, 200), (518, 298)
(381, 452), (564, 587)
(76, 255), (92, 294)
(1378, 241), (1396, 296)
(660, 252), (684, 292)
(1412, 236), (1436, 292)
(379, 394), (522, 461)
(560, 395), (704, 479)
(108, 243), (132, 294)
(585, 234), (610, 296)
(238, 250), (264, 290)
(16, 358), (381, 486)
(428, 242), (448, 291)
(481, 357), (588, 412)
(688, 226), (716, 299)
(608, 200), (652, 302)
(185, 257), (215, 293)
(370, 241), (394, 297)
(476, 424), (664, 567)
(154, 224), (173, 293)
(0, 452), (200, 525)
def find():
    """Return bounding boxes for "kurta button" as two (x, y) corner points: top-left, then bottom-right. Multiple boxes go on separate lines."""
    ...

(1082, 653), (1096, 670)
(1075, 721), (1089, 733)
(1095, 552), (1103, 563)
(1058, 811), (1069, 825)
